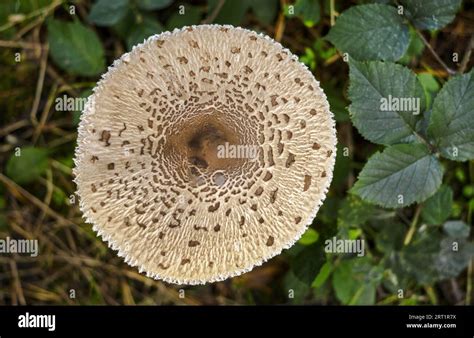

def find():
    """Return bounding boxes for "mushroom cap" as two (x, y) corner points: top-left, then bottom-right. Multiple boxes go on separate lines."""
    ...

(74, 25), (336, 285)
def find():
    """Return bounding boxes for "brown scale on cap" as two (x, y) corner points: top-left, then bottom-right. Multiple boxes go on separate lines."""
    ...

(74, 25), (336, 285)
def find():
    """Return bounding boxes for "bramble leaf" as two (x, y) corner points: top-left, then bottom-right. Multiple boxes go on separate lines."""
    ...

(351, 144), (443, 208)
(348, 59), (425, 145)
(326, 4), (409, 61)
(421, 185), (453, 225)
(400, 0), (462, 30)
(428, 69), (474, 161)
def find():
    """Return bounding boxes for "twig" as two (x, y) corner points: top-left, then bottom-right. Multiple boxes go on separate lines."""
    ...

(10, 260), (26, 305)
(47, 132), (77, 148)
(459, 34), (474, 74)
(0, 40), (41, 49)
(46, 65), (80, 97)
(33, 82), (57, 144)
(202, 0), (225, 24)
(0, 173), (77, 228)
(467, 259), (473, 305)
(0, 119), (30, 137)
(0, 0), (63, 33)
(330, 0), (336, 26)
(404, 204), (422, 246)
(29, 43), (49, 127)
(424, 285), (438, 305)
(415, 29), (456, 75)
(274, 0), (286, 42)
(34, 168), (53, 234)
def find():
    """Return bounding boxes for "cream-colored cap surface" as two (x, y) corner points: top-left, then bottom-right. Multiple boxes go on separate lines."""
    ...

(74, 25), (336, 285)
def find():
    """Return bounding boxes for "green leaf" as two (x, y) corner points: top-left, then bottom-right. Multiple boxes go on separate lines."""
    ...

(332, 143), (351, 188)
(326, 4), (409, 61)
(311, 261), (332, 288)
(332, 258), (381, 305)
(73, 89), (94, 126)
(443, 220), (470, 238)
(293, 0), (321, 27)
(322, 83), (349, 122)
(249, 0), (279, 25)
(166, 5), (202, 30)
(400, 0), (462, 30)
(291, 243), (325, 284)
(112, 10), (136, 39)
(6, 147), (49, 184)
(337, 195), (375, 233)
(283, 270), (311, 303)
(52, 187), (67, 206)
(428, 70), (474, 161)
(88, 0), (129, 26)
(126, 16), (163, 50)
(299, 47), (317, 71)
(421, 185), (453, 225)
(436, 237), (474, 279)
(375, 222), (406, 253)
(207, 0), (249, 25)
(390, 227), (441, 285)
(351, 144), (443, 208)
(417, 73), (440, 109)
(348, 59), (425, 145)
(47, 19), (105, 77)
(298, 228), (319, 245)
(399, 28), (425, 65)
(137, 0), (173, 11)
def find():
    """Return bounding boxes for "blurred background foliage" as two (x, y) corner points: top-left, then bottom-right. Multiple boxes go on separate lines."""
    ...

(0, 0), (473, 305)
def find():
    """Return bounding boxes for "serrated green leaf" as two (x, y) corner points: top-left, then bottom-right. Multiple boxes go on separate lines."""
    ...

(421, 185), (453, 225)
(298, 228), (319, 245)
(428, 70), (474, 161)
(443, 220), (470, 238)
(166, 5), (202, 30)
(88, 0), (129, 26)
(137, 0), (172, 11)
(47, 19), (105, 77)
(326, 4), (409, 61)
(126, 16), (163, 50)
(352, 144), (443, 208)
(6, 147), (49, 184)
(348, 59), (425, 145)
(400, 0), (462, 30)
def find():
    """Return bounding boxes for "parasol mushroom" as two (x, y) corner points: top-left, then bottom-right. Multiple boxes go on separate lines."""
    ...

(74, 25), (336, 285)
